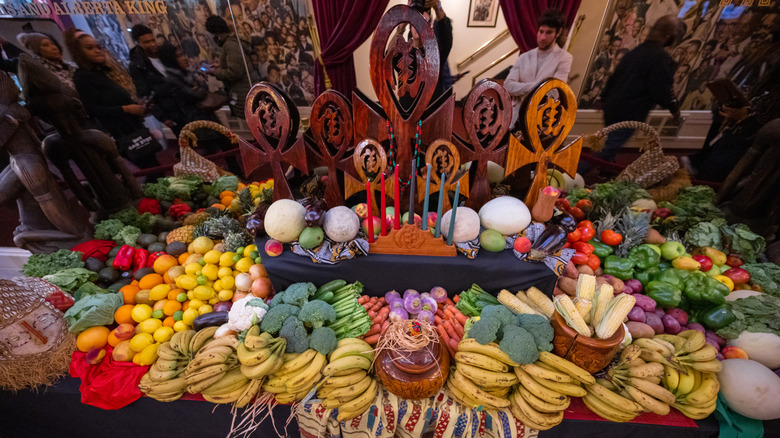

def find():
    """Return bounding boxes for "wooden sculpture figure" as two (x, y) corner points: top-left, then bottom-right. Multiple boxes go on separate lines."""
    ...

(241, 82), (308, 201)
(17, 54), (141, 214)
(0, 71), (88, 253)
(422, 139), (468, 213)
(505, 78), (582, 207)
(452, 79), (512, 209)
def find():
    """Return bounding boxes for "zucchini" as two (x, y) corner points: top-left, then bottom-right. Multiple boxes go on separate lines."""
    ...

(315, 279), (346, 297)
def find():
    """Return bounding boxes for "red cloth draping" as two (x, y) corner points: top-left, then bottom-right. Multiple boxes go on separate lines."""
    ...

(69, 348), (148, 410)
(499, 0), (583, 52)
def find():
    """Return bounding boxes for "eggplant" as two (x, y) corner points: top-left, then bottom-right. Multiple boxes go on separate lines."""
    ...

(550, 209), (577, 233)
(192, 311), (230, 331)
(528, 224), (568, 261)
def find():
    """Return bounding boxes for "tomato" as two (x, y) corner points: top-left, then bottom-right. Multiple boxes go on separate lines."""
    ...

(572, 241), (594, 255)
(562, 242), (572, 249)
(577, 220), (594, 229)
(568, 207), (585, 221)
(567, 229), (581, 242)
(576, 199), (593, 210)
(600, 230), (623, 246)
(571, 252), (589, 265)
(579, 226), (596, 241)
(587, 253), (601, 271)
(555, 198), (571, 210)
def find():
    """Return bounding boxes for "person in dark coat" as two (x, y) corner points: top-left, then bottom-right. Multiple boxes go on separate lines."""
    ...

(128, 25), (177, 129)
(0, 36), (24, 73)
(156, 43), (209, 136)
(65, 29), (160, 169)
(597, 15), (684, 161)
(205, 16), (254, 116)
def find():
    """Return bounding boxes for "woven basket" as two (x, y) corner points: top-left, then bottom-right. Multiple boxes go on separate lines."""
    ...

(593, 121), (679, 188)
(173, 120), (237, 182)
(647, 169), (692, 202)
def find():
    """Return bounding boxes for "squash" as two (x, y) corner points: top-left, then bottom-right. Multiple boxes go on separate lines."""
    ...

(719, 359), (780, 420)
(324, 206), (360, 242)
(728, 331), (780, 369)
(478, 196), (531, 235)
(264, 199), (306, 243)
(440, 207), (480, 242)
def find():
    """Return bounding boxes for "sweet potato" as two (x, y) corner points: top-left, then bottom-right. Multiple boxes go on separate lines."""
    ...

(564, 261), (579, 279)
(557, 276), (577, 296)
(553, 287), (566, 296)
(576, 264), (595, 277)
(626, 321), (655, 339)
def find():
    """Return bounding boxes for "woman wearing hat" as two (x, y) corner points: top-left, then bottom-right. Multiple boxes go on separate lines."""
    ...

(17, 32), (76, 90)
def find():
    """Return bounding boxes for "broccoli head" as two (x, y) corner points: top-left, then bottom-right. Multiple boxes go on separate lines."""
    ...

(480, 305), (516, 328)
(298, 300), (337, 329)
(259, 303), (300, 335)
(114, 225), (141, 246)
(279, 316), (309, 354)
(309, 327), (338, 356)
(499, 325), (539, 364)
(94, 219), (125, 241)
(466, 317), (502, 345)
(517, 313), (554, 352)
(269, 291), (286, 307)
(282, 282), (317, 307)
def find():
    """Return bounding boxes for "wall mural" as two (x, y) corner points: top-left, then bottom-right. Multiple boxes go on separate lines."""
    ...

(578, 0), (779, 112)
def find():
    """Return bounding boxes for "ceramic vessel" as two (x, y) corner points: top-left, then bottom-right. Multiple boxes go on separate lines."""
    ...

(374, 333), (449, 399)
(550, 311), (624, 374)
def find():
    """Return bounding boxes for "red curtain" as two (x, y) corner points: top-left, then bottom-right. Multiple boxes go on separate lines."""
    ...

(312, 0), (391, 97)
(499, 0), (583, 52)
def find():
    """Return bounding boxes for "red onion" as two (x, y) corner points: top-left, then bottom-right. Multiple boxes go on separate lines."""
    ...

(213, 301), (233, 313)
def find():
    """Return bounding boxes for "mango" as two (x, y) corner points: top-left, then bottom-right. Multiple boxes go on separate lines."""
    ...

(672, 256), (701, 271)
(480, 229), (506, 252)
(299, 226), (325, 249)
(702, 247), (727, 266)
(112, 340), (135, 362)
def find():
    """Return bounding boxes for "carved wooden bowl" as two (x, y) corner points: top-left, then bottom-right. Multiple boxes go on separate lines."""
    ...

(550, 311), (624, 374)
(374, 333), (449, 400)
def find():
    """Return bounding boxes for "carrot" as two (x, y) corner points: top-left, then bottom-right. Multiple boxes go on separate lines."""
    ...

(362, 303), (372, 310)
(449, 307), (469, 326)
(378, 306), (390, 316)
(372, 314), (386, 324)
(365, 323), (382, 337)
(444, 307), (456, 321)
(381, 320), (391, 334)
(370, 302), (383, 312)
(378, 297), (386, 305)
(449, 331), (462, 344)
(367, 310), (377, 319)
(444, 297), (456, 308)
(364, 334), (381, 345)
(453, 295), (460, 303)
(358, 296), (368, 304)
(447, 338), (460, 354)
(436, 324), (450, 344)
(435, 309), (445, 318)
(442, 320), (458, 339)
(451, 319), (464, 338)
(434, 315), (443, 326)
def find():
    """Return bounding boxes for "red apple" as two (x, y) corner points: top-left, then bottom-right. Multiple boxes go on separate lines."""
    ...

(692, 255), (713, 272)
(542, 186), (560, 196)
(114, 323), (135, 341)
(352, 203), (368, 219)
(721, 346), (749, 359)
(555, 198), (571, 210)
(401, 212), (422, 225)
(723, 267), (750, 284)
(652, 208), (672, 220)
(726, 255), (744, 268)
(514, 236), (532, 253)
(264, 239), (283, 257)
(426, 212), (437, 229)
(361, 216), (382, 238)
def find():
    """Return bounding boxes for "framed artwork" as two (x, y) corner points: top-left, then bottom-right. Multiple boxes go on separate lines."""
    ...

(467, 0), (500, 27)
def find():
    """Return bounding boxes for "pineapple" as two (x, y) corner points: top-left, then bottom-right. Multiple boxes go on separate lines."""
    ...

(614, 209), (651, 257)
(223, 231), (249, 253)
(193, 216), (241, 240)
(236, 188), (254, 215)
(183, 211), (211, 226)
(166, 225), (195, 244)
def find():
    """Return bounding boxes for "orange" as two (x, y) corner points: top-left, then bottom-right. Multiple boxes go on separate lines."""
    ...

(178, 252), (190, 265)
(163, 300), (182, 316)
(76, 326), (110, 353)
(211, 203), (226, 210)
(120, 284), (140, 305)
(162, 316), (175, 328)
(131, 279), (139, 285)
(167, 288), (184, 300)
(107, 329), (121, 347)
(220, 196), (233, 207)
(219, 190), (234, 199)
(138, 273), (164, 290)
(153, 254), (179, 275)
(114, 304), (135, 325)
(182, 300), (190, 311)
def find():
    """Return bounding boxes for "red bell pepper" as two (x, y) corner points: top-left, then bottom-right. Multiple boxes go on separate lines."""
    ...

(147, 251), (166, 268)
(113, 245), (136, 271)
(167, 201), (192, 220)
(133, 248), (149, 274)
(71, 240), (116, 262)
(572, 241), (594, 256)
(137, 198), (162, 215)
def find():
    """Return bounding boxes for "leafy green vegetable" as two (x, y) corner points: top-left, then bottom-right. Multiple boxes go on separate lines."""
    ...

(717, 294), (780, 339)
(566, 187), (590, 205)
(204, 175), (239, 198)
(42, 268), (98, 293)
(684, 221), (723, 250)
(109, 208), (156, 234)
(656, 186), (725, 234)
(143, 178), (173, 201)
(73, 282), (111, 301)
(142, 176), (202, 201)
(720, 223), (765, 263)
(64, 291), (123, 333)
(21, 249), (85, 278)
(114, 225), (142, 246)
(743, 263), (780, 297)
(587, 181), (650, 220)
(94, 219), (125, 241)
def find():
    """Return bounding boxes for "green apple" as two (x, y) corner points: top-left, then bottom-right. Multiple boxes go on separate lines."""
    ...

(704, 265), (721, 277)
(660, 241), (686, 260)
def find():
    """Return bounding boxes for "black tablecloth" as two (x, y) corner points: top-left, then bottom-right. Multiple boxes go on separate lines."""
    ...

(258, 238), (559, 297)
(3, 377), (778, 438)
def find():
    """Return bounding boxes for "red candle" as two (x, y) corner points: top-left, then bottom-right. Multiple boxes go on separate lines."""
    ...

(366, 180), (374, 243)
(393, 166), (400, 230)
(380, 172), (387, 236)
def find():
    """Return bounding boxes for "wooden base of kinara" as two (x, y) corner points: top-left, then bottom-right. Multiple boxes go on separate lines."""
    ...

(368, 223), (457, 257)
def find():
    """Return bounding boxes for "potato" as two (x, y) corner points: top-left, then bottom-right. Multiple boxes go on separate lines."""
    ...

(564, 261), (579, 279)
(576, 264), (595, 277)
(626, 321), (655, 339)
(607, 277), (625, 294)
(595, 277), (610, 288)
(557, 276), (577, 296)
(594, 267), (603, 276)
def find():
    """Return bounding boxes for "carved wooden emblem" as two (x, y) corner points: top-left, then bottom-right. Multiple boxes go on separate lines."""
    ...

(241, 82), (308, 200)
(422, 139), (468, 213)
(345, 138), (389, 215)
(505, 78), (582, 207)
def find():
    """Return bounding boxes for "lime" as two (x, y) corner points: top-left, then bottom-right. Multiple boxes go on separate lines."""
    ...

(176, 292), (187, 302)
(152, 309), (164, 319)
(173, 310), (184, 321)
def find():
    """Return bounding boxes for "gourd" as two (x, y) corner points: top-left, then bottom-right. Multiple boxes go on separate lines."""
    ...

(728, 331), (780, 369)
(719, 359), (780, 420)
(324, 206), (360, 242)
(440, 207), (480, 242)
(264, 199), (306, 243)
(478, 196), (531, 235)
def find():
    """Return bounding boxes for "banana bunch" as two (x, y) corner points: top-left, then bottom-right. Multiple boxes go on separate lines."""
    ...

(138, 329), (196, 402)
(262, 347), (329, 404)
(653, 330), (723, 374)
(184, 332), (239, 396)
(238, 325), (287, 380)
(445, 339), (517, 411)
(509, 351), (594, 430)
(317, 339), (378, 421)
(603, 344), (677, 415)
(582, 379), (644, 422)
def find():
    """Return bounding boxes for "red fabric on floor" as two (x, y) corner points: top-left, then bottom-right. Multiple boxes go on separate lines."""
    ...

(564, 396), (698, 427)
(69, 348), (148, 410)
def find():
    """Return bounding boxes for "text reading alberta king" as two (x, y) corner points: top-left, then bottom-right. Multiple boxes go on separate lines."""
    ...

(0, 1), (168, 17)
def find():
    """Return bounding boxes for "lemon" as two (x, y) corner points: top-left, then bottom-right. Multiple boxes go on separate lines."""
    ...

(208, 297), (219, 305)
(219, 252), (236, 267)
(186, 290), (194, 300)
(193, 285), (215, 301)
(218, 266), (233, 278)
(173, 321), (189, 332)
(188, 298), (204, 310)
(191, 236), (215, 254)
(234, 257), (254, 273)
(243, 245), (257, 257)
(176, 274), (198, 290)
(198, 304), (213, 315)
(203, 250), (222, 265)
(218, 289), (233, 302)
(201, 263), (219, 281)
(129, 333), (155, 352)
(220, 275), (235, 290)
(153, 326), (175, 343)
(182, 308), (200, 325)
(184, 263), (201, 275)
(213, 279), (223, 291)
(131, 304), (153, 323)
(138, 318), (163, 334)
(149, 284), (171, 301)
(133, 343), (159, 366)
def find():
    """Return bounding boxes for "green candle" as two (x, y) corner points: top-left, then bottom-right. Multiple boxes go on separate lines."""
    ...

(421, 164), (431, 231)
(434, 172), (445, 238)
(446, 182), (460, 245)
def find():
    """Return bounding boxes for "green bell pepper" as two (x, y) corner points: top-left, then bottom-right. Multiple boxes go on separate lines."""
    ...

(683, 275), (728, 307)
(646, 281), (682, 308)
(657, 261), (672, 271)
(603, 255), (635, 280)
(652, 268), (687, 290)
(635, 267), (660, 289)
(588, 239), (614, 258)
(698, 305), (736, 330)
(629, 244), (661, 270)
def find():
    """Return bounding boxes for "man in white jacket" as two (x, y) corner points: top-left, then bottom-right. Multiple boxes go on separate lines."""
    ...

(504, 9), (573, 126)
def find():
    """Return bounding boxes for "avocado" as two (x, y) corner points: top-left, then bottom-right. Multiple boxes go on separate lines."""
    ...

(98, 267), (120, 283)
(134, 267), (154, 280)
(136, 234), (158, 247)
(160, 201), (173, 212)
(154, 218), (178, 232)
(148, 242), (166, 253)
(298, 226), (324, 249)
(107, 279), (132, 292)
(480, 229), (506, 252)
(205, 206), (220, 215)
(119, 270), (133, 280)
(108, 246), (121, 257)
(166, 241), (188, 257)
(85, 257), (104, 272)
(105, 257), (116, 268)
(157, 231), (169, 242)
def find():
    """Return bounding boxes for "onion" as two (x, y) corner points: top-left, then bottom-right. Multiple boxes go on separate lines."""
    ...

(389, 308), (408, 321)
(235, 273), (253, 291)
(429, 286), (448, 303)
(251, 277), (273, 299)
(420, 296), (438, 313)
(385, 290), (401, 303)
(417, 310), (435, 324)
(213, 301), (233, 312)
(249, 264), (267, 280)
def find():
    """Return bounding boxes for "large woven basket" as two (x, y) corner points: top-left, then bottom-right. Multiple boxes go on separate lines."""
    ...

(593, 121), (679, 188)
(173, 120), (237, 182)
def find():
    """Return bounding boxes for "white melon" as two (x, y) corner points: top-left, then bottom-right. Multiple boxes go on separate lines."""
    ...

(441, 207), (480, 242)
(478, 196), (531, 235)
(324, 206), (360, 242)
(264, 199), (306, 243)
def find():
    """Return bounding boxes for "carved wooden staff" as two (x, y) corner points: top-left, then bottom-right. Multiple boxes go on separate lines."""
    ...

(422, 139), (468, 214)
(346, 138), (389, 217)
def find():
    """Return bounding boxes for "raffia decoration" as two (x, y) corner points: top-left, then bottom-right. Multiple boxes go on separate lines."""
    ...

(647, 169), (692, 203)
(174, 120), (236, 182)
